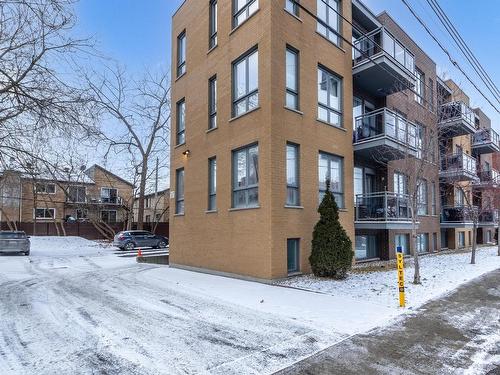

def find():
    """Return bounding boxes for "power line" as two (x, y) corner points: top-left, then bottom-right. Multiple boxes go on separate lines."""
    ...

(290, 0), (436, 109)
(400, 0), (499, 114)
(424, 0), (500, 104)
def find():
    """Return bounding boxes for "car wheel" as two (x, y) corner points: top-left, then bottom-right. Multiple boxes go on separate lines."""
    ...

(158, 241), (167, 249)
(124, 242), (135, 250)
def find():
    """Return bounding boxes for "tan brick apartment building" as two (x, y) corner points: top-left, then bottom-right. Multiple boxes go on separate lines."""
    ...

(133, 189), (170, 223)
(170, 0), (499, 280)
(0, 165), (134, 224)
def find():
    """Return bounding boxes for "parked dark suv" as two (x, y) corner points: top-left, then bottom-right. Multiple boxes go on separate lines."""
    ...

(113, 231), (168, 251)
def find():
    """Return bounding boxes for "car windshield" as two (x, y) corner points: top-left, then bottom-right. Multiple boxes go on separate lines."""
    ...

(0, 232), (26, 239)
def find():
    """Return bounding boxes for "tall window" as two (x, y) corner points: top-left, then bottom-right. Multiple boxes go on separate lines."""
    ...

(416, 233), (429, 253)
(208, 157), (217, 211)
(232, 48), (258, 117)
(285, 47), (299, 110)
(177, 31), (186, 77)
(416, 123), (425, 159)
(176, 99), (186, 145)
(233, 0), (258, 28)
(317, 0), (340, 46)
(455, 187), (465, 206)
(175, 168), (185, 214)
(286, 143), (300, 206)
(354, 167), (363, 204)
(208, 76), (217, 129)
(285, 0), (299, 16)
(417, 179), (428, 215)
(394, 172), (407, 195)
(318, 152), (344, 208)
(232, 144), (259, 208)
(428, 78), (434, 111)
(317, 66), (342, 127)
(287, 239), (300, 274)
(209, 0), (218, 48)
(431, 182), (436, 215)
(415, 68), (425, 105)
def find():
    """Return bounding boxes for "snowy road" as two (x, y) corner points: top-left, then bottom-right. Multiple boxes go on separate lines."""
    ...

(1, 237), (499, 374)
(0, 238), (346, 375)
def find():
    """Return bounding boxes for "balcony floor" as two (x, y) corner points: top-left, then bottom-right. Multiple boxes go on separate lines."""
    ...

(354, 137), (417, 162)
(353, 53), (415, 98)
(438, 118), (476, 137)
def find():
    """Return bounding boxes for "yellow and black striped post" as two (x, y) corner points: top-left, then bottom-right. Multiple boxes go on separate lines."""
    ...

(396, 246), (406, 308)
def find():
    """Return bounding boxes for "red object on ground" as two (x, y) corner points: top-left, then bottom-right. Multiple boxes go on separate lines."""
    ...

(137, 249), (142, 257)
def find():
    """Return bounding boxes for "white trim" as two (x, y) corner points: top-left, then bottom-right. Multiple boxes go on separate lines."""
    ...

(35, 182), (56, 194)
(34, 207), (56, 220)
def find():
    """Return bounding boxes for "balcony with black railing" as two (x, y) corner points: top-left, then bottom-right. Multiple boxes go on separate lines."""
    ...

(473, 169), (500, 189)
(353, 108), (418, 161)
(478, 209), (499, 227)
(441, 205), (478, 228)
(439, 152), (478, 182)
(438, 101), (476, 137)
(352, 27), (416, 97)
(472, 128), (500, 155)
(355, 192), (414, 229)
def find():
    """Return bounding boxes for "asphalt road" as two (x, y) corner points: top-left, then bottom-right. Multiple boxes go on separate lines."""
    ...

(277, 269), (500, 375)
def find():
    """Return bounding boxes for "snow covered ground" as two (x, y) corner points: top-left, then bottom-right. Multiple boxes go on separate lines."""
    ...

(0, 237), (499, 374)
(276, 246), (500, 310)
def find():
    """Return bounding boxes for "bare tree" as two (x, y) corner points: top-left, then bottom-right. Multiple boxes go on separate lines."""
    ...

(85, 66), (171, 229)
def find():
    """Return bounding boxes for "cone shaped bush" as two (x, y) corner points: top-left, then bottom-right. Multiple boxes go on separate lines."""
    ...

(309, 180), (353, 279)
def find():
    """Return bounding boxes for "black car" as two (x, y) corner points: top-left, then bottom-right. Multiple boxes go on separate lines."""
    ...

(113, 230), (169, 250)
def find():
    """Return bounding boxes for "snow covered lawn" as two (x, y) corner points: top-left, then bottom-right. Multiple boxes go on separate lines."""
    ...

(1, 237), (498, 374)
(276, 246), (500, 310)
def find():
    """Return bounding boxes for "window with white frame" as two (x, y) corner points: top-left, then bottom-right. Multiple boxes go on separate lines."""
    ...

(68, 186), (86, 203)
(232, 47), (258, 117)
(394, 172), (407, 195)
(233, 0), (258, 28)
(417, 179), (428, 215)
(285, 46), (299, 110)
(232, 144), (259, 208)
(176, 168), (185, 214)
(176, 98), (186, 145)
(286, 143), (300, 206)
(208, 157), (217, 211)
(34, 208), (55, 219)
(101, 188), (118, 204)
(101, 210), (117, 223)
(318, 151), (344, 208)
(317, 66), (342, 127)
(208, 76), (217, 129)
(177, 31), (186, 77)
(209, 0), (218, 49)
(455, 187), (465, 206)
(317, 0), (340, 46)
(76, 208), (88, 219)
(414, 68), (425, 105)
(35, 183), (56, 194)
